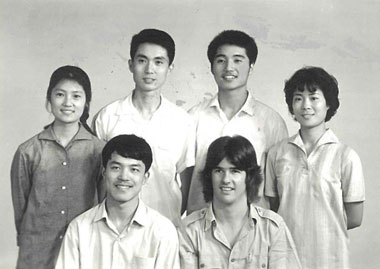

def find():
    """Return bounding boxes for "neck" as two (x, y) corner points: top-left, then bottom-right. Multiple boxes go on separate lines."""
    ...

(299, 123), (327, 155)
(218, 88), (248, 120)
(132, 89), (161, 120)
(106, 197), (139, 233)
(213, 198), (249, 224)
(52, 121), (80, 146)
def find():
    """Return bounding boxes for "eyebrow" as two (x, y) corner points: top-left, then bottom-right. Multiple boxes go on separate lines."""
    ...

(135, 54), (168, 61)
(215, 54), (246, 58)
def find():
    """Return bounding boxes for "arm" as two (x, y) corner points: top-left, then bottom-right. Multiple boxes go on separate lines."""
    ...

(55, 222), (80, 269)
(177, 226), (198, 269)
(268, 197), (280, 212)
(10, 148), (31, 246)
(345, 201), (364, 229)
(156, 225), (180, 269)
(264, 148), (279, 212)
(180, 166), (194, 215)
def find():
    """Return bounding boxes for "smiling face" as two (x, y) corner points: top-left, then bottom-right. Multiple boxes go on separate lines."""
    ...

(49, 79), (86, 126)
(211, 157), (247, 206)
(292, 88), (329, 132)
(104, 152), (149, 206)
(211, 44), (252, 92)
(129, 42), (172, 93)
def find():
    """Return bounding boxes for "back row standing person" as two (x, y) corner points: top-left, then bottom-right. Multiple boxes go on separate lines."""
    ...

(265, 66), (365, 268)
(92, 29), (195, 226)
(11, 66), (105, 269)
(186, 30), (288, 214)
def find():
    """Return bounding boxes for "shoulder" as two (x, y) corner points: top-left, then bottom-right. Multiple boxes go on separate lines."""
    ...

(69, 204), (101, 229)
(145, 206), (178, 234)
(182, 208), (207, 227)
(188, 96), (215, 116)
(161, 97), (192, 120)
(14, 130), (46, 158)
(253, 99), (285, 121)
(95, 96), (129, 118)
(253, 206), (285, 228)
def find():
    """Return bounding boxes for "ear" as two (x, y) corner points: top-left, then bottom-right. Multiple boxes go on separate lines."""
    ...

(249, 63), (254, 74)
(45, 99), (52, 113)
(128, 59), (133, 73)
(168, 63), (174, 73)
(142, 171), (150, 185)
(102, 167), (106, 178)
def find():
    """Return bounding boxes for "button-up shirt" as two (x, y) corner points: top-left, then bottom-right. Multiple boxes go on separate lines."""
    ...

(93, 92), (195, 225)
(55, 199), (180, 269)
(179, 204), (301, 269)
(11, 124), (105, 269)
(265, 129), (365, 268)
(187, 92), (288, 213)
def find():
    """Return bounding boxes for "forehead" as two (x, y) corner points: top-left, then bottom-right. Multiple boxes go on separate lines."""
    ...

(215, 44), (248, 58)
(216, 157), (237, 168)
(52, 79), (84, 92)
(107, 152), (145, 168)
(293, 86), (323, 95)
(134, 42), (169, 60)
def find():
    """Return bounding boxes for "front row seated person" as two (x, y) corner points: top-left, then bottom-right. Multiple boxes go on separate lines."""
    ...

(55, 134), (179, 269)
(178, 135), (301, 269)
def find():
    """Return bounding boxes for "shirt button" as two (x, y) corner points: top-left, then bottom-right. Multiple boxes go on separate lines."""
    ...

(61, 210), (65, 214)
(231, 258), (236, 262)
(62, 161), (67, 166)
(200, 264), (205, 268)
(59, 235), (63, 239)
(61, 186), (66, 190)
(262, 263), (266, 268)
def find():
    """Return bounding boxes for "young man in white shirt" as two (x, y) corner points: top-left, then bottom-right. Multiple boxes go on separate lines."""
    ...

(93, 29), (194, 225)
(56, 134), (179, 269)
(187, 30), (288, 213)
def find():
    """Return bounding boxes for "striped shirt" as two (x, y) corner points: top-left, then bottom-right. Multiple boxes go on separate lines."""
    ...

(265, 129), (365, 269)
(187, 91), (288, 213)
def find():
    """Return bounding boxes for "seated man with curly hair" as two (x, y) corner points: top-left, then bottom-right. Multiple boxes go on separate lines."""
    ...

(178, 135), (301, 269)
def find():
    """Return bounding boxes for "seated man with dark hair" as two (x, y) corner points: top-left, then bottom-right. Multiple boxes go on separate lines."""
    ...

(179, 135), (301, 269)
(55, 134), (179, 269)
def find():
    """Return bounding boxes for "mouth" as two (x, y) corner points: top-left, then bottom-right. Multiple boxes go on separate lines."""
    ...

(143, 78), (156, 83)
(301, 114), (314, 119)
(220, 186), (234, 192)
(222, 74), (237, 80)
(60, 109), (75, 114)
(115, 183), (133, 190)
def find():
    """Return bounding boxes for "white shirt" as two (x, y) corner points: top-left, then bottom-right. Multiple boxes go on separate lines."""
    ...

(187, 91), (288, 213)
(93, 92), (195, 225)
(55, 199), (180, 269)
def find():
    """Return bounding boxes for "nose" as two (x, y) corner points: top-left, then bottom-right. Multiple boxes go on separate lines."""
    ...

(225, 59), (234, 71)
(221, 171), (231, 184)
(63, 95), (72, 106)
(302, 98), (311, 110)
(145, 61), (154, 73)
(118, 168), (130, 181)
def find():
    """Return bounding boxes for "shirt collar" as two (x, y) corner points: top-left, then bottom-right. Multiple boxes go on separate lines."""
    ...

(208, 91), (256, 116)
(94, 198), (149, 227)
(115, 91), (167, 116)
(289, 128), (339, 149)
(38, 123), (93, 141)
(204, 203), (258, 231)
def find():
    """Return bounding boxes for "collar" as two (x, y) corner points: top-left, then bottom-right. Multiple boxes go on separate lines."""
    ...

(289, 128), (339, 150)
(208, 91), (256, 116)
(94, 199), (149, 227)
(38, 123), (93, 141)
(115, 91), (167, 116)
(204, 203), (257, 231)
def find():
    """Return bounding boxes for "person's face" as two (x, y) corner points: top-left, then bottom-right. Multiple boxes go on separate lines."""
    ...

(104, 152), (149, 205)
(211, 44), (253, 92)
(129, 43), (173, 93)
(49, 79), (86, 126)
(211, 157), (247, 206)
(292, 88), (329, 131)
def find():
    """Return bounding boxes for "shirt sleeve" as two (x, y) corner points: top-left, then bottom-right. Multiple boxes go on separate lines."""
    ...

(175, 117), (196, 174)
(264, 147), (279, 198)
(10, 147), (31, 245)
(268, 221), (302, 269)
(341, 148), (365, 202)
(156, 224), (180, 269)
(55, 221), (80, 269)
(91, 110), (108, 142)
(177, 226), (198, 269)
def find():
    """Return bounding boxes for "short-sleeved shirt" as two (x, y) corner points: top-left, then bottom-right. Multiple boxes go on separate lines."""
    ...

(10, 124), (105, 269)
(55, 199), (180, 269)
(178, 204), (301, 269)
(93, 92), (195, 225)
(265, 129), (365, 269)
(187, 92), (288, 213)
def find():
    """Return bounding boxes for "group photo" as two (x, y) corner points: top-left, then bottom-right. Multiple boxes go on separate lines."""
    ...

(1, 0), (379, 268)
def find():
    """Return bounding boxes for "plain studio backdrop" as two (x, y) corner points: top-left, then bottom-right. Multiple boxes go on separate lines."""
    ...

(1, 0), (379, 268)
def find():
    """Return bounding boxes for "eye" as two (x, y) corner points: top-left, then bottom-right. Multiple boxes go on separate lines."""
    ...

(231, 169), (242, 174)
(293, 96), (302, 102)
(311, 96), (319, 101)
(215, 58), (225, 64)
(213, 168), (222, 174)
(155, 60), (164, 65)
(137, 58), (146, 64)
(110, 165), (120, 171)
(234, 59), (243, 64)
(55, 92), (64, 97)
(131, 167), (141, 173)
(73, 94), (83, 99)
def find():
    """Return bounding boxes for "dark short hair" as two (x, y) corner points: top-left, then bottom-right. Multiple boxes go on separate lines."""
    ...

(202, 135), (262, 204)
(284, 66), (340, 122)
(46, 65), (93, 133)
(130, 29), (175, 65)
(207, 30), (258, 66)
(102, 134), (153, 172)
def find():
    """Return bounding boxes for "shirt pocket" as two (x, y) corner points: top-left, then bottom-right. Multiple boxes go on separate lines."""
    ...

(132, 256), (155, 269)
(246, 249), (269, 269)
(198, 254), (224, 268)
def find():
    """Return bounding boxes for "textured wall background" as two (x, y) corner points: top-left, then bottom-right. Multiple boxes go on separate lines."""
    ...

(1, 0), (379, 268)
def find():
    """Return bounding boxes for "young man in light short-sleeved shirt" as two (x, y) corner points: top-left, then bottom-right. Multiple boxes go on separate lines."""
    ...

(93, 29), (194, 225)
(265, 67), (365, 268)
(55, 135), (179, 269)
(186, 30), (288, 214)
(179, 136), (301, 269)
